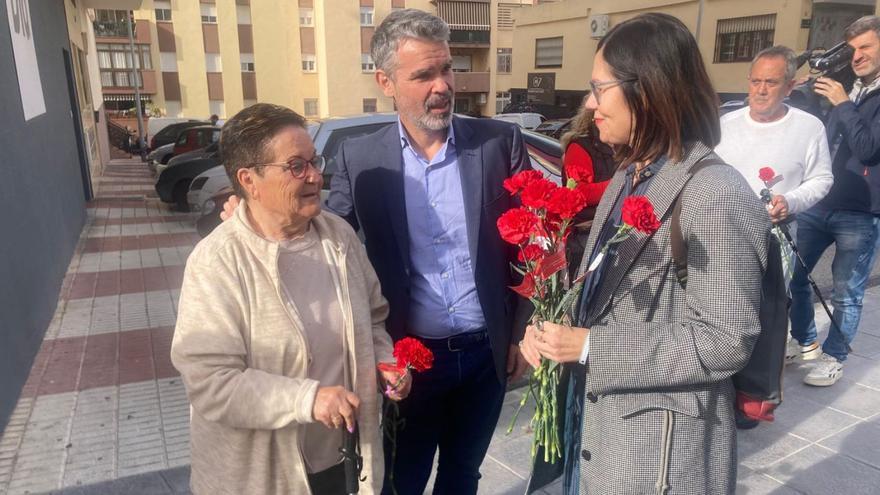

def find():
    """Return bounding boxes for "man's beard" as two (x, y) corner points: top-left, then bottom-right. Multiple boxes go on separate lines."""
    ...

(414, 91), (453, 131)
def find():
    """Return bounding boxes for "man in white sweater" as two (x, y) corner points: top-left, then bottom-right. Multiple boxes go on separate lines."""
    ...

(716, 46), (833, 427)
(716, 45), (833, 226)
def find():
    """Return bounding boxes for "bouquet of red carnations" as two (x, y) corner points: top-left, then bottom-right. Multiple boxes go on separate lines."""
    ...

(498, 165), (659, 462)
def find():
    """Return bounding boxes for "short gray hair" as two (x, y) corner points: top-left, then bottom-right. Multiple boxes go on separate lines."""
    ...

(845, 15), (880, 41)
(751, 45), (797, 82)
(370, 9), (449, 75)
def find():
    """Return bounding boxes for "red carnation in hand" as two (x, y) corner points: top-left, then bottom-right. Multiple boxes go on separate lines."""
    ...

(758, 167), (776, 183)
(393, 337), (434, 373)
(564, 154), (595, 183)
(621, 196), (660, 234)
(503, 170), (545, 194)
(545, 186), (587, 220)
(520, 178), (558, 210)
(497, 208), (540, 245)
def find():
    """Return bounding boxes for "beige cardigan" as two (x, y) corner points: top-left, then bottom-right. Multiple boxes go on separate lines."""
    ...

(171, 202), (394, 494)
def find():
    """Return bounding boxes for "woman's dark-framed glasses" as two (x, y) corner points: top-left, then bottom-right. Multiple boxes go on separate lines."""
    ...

(252, 155), (326, 179)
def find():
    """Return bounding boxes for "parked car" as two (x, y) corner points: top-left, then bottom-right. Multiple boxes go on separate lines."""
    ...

(492, 112), (546, 130)
(147, 143), (175, 174)
(155, 126), (220, 176)
(155, 144), (222, 211)
(148, 120), (207, 151)
(195, 119), (563, 237)
(187, 163), (229, 213)
(188, 113), (398, 214)
(534, 118), (572, 140)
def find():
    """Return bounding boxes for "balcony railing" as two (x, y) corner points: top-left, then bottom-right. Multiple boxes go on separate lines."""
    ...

(449, 28), (490, 44)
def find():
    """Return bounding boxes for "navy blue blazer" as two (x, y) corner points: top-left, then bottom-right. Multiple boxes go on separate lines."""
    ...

(325, 116), (532, 382)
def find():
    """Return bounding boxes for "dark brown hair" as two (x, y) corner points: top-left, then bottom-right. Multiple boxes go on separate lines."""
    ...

(597, 13), (720, 165)
(220, 103), (306, 198)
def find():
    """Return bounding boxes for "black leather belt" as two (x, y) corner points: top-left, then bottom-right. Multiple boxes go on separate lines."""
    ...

(419, 330), (488, 352)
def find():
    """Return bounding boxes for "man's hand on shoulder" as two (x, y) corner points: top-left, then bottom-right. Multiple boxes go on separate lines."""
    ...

(220, 195), (241, 222)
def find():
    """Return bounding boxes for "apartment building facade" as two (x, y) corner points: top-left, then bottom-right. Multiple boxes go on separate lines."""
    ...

(90, 0), (532, 120)
(509, 0), (880, 116)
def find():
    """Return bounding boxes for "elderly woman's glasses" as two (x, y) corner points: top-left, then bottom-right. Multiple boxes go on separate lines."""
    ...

(589, 78), (637, 104)
(252, 155), (326, 179)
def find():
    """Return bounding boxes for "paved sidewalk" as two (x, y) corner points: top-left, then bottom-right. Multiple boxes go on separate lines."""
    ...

(0, 158), (879, 494)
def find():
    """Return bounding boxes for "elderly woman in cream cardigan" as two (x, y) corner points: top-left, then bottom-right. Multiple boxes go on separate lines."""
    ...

(171, 103), (409, 495)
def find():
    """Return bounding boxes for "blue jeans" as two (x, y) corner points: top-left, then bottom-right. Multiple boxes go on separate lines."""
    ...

(789, 207), (880, 362)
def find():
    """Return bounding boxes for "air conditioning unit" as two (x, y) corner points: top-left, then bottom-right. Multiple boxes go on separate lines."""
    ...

(589, 14), (609, 39)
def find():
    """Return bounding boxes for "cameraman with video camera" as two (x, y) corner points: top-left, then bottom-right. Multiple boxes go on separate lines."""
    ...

(789, 16), (880, 387)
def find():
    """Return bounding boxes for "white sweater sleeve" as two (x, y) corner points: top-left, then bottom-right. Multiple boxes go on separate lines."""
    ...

(783, 126), (834, 215)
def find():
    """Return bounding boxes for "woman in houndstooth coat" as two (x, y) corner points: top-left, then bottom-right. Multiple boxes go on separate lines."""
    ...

(519, 14), (770, 495)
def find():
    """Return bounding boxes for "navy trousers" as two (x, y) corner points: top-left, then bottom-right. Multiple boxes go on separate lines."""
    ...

(382, 332), (506, 495)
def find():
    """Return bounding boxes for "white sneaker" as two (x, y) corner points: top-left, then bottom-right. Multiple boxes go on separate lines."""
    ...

(785, 339), (821, 364)
(804, 353), (844, 387)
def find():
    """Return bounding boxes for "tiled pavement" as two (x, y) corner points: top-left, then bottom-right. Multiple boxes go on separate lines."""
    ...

(1, 158), (879, 494)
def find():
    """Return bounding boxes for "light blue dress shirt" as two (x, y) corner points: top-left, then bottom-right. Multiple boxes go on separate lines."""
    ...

(398, 120), (485, 338)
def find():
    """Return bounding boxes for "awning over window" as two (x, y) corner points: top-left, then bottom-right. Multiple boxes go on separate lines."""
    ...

(717, 14), (776, 34)
(436, 1), (490, 31)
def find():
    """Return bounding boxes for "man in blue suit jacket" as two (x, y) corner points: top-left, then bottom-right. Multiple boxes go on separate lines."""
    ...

(325, 9), (531, 495)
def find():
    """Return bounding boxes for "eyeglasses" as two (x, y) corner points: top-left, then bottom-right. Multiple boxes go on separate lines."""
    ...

(589, 78), (637, 104)
(251, 155), (326, 179)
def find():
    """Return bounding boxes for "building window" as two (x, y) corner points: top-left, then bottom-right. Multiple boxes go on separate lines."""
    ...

(304, 98), (318, 117)
(155, 8), (172, 21)
(535, 37), (563, 68)
(200, 4), (218, 24)
(497, 48), (512, 74)
(299, 8), (314, 27)
(209, 100), (226, 119)
(714, 14), (776, 63)
(496, 91), (511, 114)
(360, 7), (374, 26)
(96, 43), (151, 88)
(452, 55), (472, 72)
(205, 53), (222, 73)
(236, 5), (251, 25)
(302, 54), (316, 73)
(240, 53), (255, 72)
(361, 54), (375, 72)
(160, 52), (177, 71)
(363, 98), (377, 113)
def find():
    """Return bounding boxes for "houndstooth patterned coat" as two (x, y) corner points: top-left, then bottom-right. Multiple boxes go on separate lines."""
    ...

(572, 142), (770, 495)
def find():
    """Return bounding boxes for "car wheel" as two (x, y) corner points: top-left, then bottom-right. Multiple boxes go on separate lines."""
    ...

(173, 181), (191, 212)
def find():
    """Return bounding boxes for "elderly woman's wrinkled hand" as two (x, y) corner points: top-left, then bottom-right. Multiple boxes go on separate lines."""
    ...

(313, 386), (361, 432)
(220, 194), (241, 221)
(379, 368), (412, 402)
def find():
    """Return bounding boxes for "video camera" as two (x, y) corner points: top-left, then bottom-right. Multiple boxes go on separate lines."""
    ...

(789, 41), (856, 117)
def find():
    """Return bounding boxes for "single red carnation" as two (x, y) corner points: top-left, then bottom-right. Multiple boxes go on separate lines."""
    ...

(621, 195), (660, 234)
(503, 170), (545, 194)
(520, 178), (558, 210)
(497, 208), (540, 245)
(518, 243), (546, 262)
(545, 186), (587, 220)
(564, 154), (595, 183)
(758, 167), (776, 183)
(393, 337), (434, 373)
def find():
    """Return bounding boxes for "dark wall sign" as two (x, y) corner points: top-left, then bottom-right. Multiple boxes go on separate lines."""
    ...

(527, 72), (556, 105)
